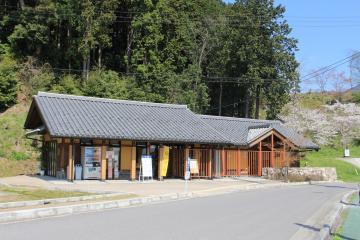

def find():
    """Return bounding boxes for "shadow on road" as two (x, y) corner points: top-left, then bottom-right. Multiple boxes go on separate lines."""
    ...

(294, 223), (320, 232)
(310, 183), (357, 190)
(331, 233), (357, 240)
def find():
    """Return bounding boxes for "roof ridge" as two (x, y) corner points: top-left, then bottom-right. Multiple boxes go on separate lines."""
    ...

(37, 92), (188, 109)
(198, 114), (280, 123)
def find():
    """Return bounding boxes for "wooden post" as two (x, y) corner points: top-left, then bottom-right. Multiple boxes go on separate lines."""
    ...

(130, 144), (137, 181)
(101, 144), (107, 181)
(67, 143), (73, 181)
(283, 142), (287, 167)
(59, 138), (65, 174)
(158, 145), (164, 181)
(271, 133), (274, 167)
(183, 146), (189, 179)
(208, 148), (212, 179)
(221, 148), (226, 176)
(281, 139), (285, 167)
(237, 148), (241, 176)
(258, 141), (262, 176)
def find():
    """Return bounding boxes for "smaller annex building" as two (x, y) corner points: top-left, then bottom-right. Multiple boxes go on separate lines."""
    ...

(24, 92), (318, 181)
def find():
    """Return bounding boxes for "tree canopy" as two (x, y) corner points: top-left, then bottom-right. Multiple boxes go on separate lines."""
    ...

(0, 0), (299, 118)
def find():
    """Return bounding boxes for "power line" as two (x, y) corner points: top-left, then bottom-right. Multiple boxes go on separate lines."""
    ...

(301, 53), (360, 82)
(301, 52), (360, 79)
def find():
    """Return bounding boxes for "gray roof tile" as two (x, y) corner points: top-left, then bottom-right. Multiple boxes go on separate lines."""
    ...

(25, 92), (318, 149)
(30, 92), (230, 144)
(199, 115), (319, 149)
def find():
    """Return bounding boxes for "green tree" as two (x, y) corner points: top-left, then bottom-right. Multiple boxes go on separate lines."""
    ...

(51, 74), (83, 95)
(83, 69), (129, 99)
(0, 45), (18, 110)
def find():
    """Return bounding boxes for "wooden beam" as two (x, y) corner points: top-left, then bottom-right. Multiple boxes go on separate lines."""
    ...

(237, 148), (241, 176)
(101, 144), (107, 181)
(208, 148), (212, 179)
(67, 143), (73, 181)
(59, 138), (65, 173)
(221, 148), (226, 176)
(271, 133), (274, 167)
(283, 141), (287, 167)
(258, 141), (262, 176)
(130, 143), (136, 181)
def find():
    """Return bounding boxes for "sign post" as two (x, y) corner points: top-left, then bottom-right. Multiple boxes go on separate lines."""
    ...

(184, 157), (191, 192)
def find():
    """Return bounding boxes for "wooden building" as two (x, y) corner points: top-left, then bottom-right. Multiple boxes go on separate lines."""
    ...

(24, 92), (318, 181)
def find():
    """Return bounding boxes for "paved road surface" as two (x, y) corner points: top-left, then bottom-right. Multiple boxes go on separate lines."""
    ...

(0, 183), (355, 240)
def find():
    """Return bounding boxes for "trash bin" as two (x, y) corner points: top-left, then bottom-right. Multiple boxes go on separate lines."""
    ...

(75, 165), (83, 180)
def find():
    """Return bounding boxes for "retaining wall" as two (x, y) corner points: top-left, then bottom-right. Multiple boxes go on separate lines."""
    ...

(262, 167), (337, 182)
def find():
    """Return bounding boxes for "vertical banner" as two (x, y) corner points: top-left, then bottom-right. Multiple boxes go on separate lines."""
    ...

(161, 146), (170, 177)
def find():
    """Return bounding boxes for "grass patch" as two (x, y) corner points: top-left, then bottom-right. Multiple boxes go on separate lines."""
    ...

(0, 102), (40, 177)
(0, 186), (91, 203)
(301, 147), (360, 182)
(0, 158), (38, 177)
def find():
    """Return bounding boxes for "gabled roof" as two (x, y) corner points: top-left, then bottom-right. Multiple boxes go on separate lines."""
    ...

(24, 92), (318, 149)
(199, 115), (319, 150)
(24, 92), (230, 145)
(247, 127), (272, 144)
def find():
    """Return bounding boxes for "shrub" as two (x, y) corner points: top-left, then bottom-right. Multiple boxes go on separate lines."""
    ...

(9, 151), (29, 161)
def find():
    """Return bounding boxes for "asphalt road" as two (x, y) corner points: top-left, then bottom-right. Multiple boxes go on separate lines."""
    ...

(0, 183), (356, 240)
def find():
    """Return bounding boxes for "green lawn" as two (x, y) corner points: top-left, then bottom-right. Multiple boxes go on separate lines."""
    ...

(0, 186), (91, 203)
(301, 147), (360, 182)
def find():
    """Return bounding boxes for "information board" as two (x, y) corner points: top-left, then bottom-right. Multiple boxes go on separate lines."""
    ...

(190, 159), (199, 174)
(141, 155), (153, 178)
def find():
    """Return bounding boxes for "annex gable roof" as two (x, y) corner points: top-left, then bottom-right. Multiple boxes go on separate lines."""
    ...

(24, 92), (230, 145)
(199, 115), (319, 150)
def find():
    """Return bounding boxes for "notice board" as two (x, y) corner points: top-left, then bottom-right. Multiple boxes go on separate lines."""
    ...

(141, 155), (153, 178)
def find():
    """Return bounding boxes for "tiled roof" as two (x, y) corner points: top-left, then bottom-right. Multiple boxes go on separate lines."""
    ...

(199, 115), (319, 150)
(26, 92), (230, 145)
(25, 92), (319, 149)
(247, 127), (272, 143)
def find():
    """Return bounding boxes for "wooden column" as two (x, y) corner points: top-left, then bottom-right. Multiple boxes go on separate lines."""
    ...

(158, 145), (164, 181)
(271, 133), (275, 167)
(67, 144), (74, 181)
(59, 138), (65, 173)
(283, 142), (287, 167)
(101, 144), (107, 181)
(130, 144), (137, 181)
(258, 141), (262, 176)
(221, 148), (226, 176)
(236, 148), (241, 176)
(183, 146), (189, 179)
(208, 148), (212, 179)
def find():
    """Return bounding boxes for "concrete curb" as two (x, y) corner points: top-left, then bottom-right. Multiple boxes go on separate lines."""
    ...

(317, 203), (343, 240)
(0, 192), (130, 209)
(317, 190), (357, 240)
(0, 180), (336, 224)
(0, 192), (193, 223)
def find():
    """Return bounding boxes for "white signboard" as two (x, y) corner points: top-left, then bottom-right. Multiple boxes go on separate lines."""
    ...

(190, 159), (199, 174)
(141, 155), (153, 178)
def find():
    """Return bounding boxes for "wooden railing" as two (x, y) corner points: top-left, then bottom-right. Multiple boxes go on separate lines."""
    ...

(169, 147), (296, 178)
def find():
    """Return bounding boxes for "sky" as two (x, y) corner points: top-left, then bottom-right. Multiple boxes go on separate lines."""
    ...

(223, 0), (360, 91)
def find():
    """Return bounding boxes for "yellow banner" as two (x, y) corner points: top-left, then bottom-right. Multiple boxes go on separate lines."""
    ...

(161, 146), (170, 177)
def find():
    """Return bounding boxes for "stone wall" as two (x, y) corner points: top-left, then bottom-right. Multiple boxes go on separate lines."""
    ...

(262, 167), (337, 182)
